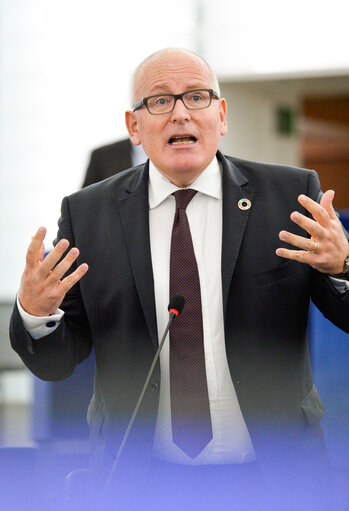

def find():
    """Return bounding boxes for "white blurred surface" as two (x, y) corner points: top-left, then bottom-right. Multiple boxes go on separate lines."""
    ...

(0, 370), (32, 404)
(201, 0), (349, 79)
(0, 0), (198, 299)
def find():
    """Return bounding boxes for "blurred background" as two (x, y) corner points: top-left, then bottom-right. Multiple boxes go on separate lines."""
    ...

(0, 0), (349, 508)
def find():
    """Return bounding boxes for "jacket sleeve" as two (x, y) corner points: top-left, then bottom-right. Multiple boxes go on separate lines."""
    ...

(9, 197), (93, 381)
(306, 171), (349, 333)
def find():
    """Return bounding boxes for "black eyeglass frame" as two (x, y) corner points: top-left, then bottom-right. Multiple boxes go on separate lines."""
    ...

(132, 88), (220, 114)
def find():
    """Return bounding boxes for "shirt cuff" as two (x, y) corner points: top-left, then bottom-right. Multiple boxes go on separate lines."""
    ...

(327, 276), (349, 292)
(16, 295), (64, 340)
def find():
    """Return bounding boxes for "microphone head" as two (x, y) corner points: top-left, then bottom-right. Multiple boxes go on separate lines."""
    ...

(168, 295), (185, 316)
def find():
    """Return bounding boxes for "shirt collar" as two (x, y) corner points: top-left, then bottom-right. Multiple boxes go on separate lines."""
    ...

(148, 156), (222, 210)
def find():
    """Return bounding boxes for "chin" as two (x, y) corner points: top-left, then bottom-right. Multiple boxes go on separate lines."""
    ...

(167, 154), (204, 173)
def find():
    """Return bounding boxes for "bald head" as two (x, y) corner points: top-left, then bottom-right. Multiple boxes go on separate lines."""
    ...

(131, 48), (220, 106)
(125, 47), (227, 187)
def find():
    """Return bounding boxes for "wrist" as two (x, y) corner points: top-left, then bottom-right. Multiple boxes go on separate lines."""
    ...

(330, 248), (349, 279)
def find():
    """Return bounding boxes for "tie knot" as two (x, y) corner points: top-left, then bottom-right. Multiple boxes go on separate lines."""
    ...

(173, 189), (197, 210)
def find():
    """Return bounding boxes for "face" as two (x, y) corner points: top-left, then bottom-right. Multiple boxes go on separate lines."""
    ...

(125, 50), (227, 187)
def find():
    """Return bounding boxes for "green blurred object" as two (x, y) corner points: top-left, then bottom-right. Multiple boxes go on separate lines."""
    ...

(276, 106), (295, 135)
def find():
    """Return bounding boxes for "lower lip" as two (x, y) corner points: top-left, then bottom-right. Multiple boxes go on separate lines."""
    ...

(169, 140), (197, 147)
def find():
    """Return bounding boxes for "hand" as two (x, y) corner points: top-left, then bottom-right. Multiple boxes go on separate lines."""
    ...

(18, 227), (89, 316)
(276, 190), (349, 274)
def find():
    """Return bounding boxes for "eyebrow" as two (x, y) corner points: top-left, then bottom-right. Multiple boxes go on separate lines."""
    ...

(147, 84), (208, 96)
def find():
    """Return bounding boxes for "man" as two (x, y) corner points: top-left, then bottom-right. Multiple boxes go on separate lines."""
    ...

(82, 138), (146, 187)
(10, 48), (349, 509)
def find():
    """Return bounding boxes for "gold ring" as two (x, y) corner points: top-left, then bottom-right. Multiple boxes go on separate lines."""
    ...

(309, 241), (317, 254)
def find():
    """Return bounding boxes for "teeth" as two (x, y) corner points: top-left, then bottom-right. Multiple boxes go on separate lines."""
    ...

(172, 139), (195, 145)
(170, 136), (196, 145)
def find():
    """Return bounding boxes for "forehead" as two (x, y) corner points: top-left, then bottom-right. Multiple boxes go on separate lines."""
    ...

(134, 52), (215, 100)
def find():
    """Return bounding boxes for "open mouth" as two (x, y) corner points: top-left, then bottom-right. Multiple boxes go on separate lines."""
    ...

(168, 135), (197, 145)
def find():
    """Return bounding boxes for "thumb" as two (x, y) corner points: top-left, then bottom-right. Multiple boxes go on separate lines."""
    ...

(38, 242), (45, 262)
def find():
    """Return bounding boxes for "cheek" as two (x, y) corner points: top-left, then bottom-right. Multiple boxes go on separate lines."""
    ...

(204, 121), (223, 141)
(201, 112), (224, 136)
(140, 120), (164, 145)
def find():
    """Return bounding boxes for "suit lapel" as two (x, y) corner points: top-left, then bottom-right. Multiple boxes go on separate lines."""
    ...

(117, 162), (158, 350)
(219, 153), (255, 319)
(115, 154), (254, 344)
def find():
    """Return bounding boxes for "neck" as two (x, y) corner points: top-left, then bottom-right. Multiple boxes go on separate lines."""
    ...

(158, 169), (203, 188)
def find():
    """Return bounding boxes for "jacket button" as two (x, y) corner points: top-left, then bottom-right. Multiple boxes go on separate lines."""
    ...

(151, 382), (159, 392)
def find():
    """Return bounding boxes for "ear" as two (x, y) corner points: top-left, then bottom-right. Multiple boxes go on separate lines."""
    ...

(125, 110), (141, 145)
(219, 98), (228, 136)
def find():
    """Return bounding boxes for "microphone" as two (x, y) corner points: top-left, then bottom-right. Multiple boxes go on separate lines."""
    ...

(168, 294), (185, 317)
(103, 295), (185, 496)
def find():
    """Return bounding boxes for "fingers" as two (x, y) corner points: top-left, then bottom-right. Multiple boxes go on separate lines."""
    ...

(45, 242), (89, 289)
(20, 228), (89, 316)
(295, 194), (330, 231)
(276, 235), (318, 264)
(48, 247), (80, 280)
(286, 192), (339, 240)
(26, 227), (47, 268)
(289, 210), (321, 239)
(296, 191), (337, 228)
(276, 190), (348, 274)
(279, 230), (317, 252)
(61, 263), (89, 291)
(26, 227), (86, 281)
(40, 239), (71, 277)
(275, 246), (310, 264)
(320, 190), (337, 220)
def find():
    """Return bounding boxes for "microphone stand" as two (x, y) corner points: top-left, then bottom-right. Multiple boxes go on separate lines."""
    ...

(102, 310), (177, 498)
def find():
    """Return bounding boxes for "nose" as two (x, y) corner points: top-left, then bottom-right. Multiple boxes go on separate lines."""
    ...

(170, 98), (191, 123)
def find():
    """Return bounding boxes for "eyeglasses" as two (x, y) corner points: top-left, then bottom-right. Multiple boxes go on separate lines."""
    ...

(132, 89), (219, 115)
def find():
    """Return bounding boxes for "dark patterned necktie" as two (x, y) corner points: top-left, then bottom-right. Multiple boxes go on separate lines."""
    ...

(169, 189), (213, 458)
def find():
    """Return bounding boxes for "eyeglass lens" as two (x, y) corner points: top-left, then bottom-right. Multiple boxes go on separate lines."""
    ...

(147, 90), (211, 114)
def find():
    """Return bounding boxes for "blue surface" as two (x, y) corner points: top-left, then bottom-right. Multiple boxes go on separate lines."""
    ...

(309, 212), (349, 469)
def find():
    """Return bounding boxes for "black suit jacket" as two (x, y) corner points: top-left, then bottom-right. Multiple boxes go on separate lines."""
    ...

(82, 138), (133, 187)
(10, 152), (349, 478)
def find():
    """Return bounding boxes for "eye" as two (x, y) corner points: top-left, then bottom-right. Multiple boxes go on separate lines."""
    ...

(187, 92), (203, 102)
(155, 96), (171, 105)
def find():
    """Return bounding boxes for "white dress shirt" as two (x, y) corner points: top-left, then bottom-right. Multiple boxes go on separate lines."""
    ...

(149, 157), (255, 464)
